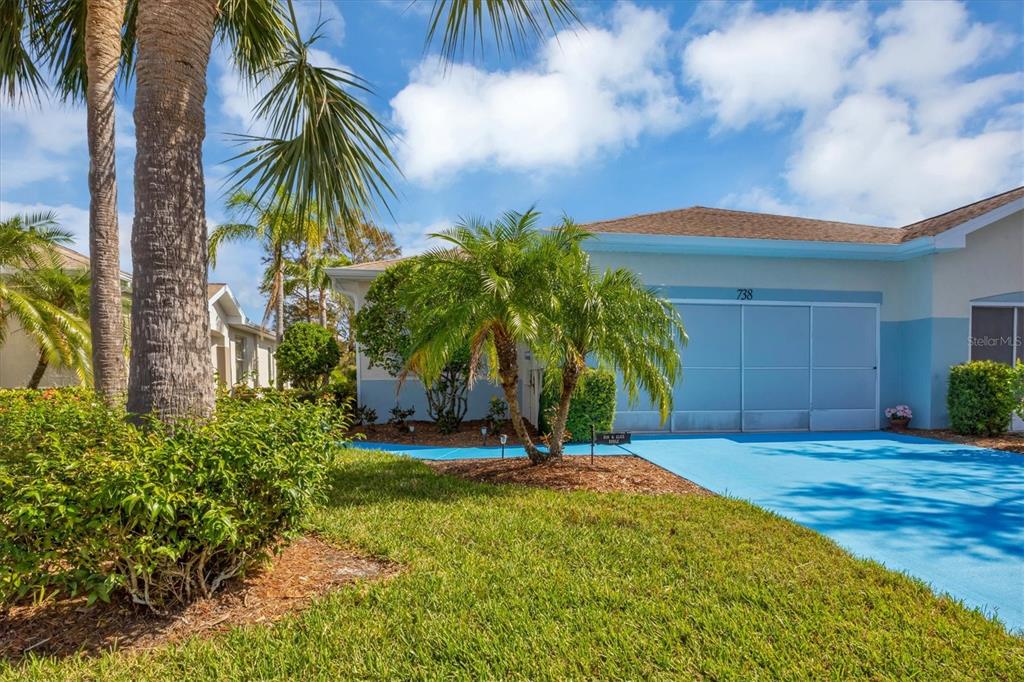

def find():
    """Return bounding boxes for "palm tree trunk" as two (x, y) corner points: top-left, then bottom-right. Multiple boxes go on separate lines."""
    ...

(28, 350), (48, 389)
(547, 360), (584, 459)
(494, 328), (543, 463)
(85, 0), (128, 405)
(126, 0), (218, 421)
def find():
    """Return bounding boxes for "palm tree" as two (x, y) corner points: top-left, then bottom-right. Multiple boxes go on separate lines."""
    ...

(1, 0), (130, 403)
(127, 0), (577, 421)
(541, 224), (686, 458)
(0, 213), (92, 388)
(209, 191), (317, 344)
(402, 210), (558, 462)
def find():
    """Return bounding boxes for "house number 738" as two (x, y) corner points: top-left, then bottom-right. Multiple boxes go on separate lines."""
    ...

(736, 288), (753, 300)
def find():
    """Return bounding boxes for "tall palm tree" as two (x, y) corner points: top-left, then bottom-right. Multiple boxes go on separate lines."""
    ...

(541, 223), (685, 458)
(0, 213), (92, 388)
(1, 0), (130, 403)
(128, 0), (577, 421)
(402, 210), (558, 462)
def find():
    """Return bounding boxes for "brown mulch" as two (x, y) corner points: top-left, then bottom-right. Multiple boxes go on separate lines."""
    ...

(905, 428), (1024, 454)
(0, 536), (396, 661)
(350, 418), (539, 447)
(427, 455), (711, 496)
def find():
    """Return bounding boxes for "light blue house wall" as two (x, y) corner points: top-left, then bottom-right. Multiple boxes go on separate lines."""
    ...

(329, 200), (1022, 433)
(586, 207), (1023, 431)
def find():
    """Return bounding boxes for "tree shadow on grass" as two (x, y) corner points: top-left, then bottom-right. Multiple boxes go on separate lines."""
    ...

(325, 451), (513, 509)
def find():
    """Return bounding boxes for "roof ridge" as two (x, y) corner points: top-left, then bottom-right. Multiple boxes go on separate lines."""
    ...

(687, 205), (886, 230)
(899, 185), (1024, 230)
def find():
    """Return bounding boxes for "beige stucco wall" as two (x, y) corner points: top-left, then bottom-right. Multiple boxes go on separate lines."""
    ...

(0, 319), (82, 388)
(931, 211), (1024, 317)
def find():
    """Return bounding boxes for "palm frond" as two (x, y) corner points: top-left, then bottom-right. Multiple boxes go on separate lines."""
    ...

(425, 0), (580, 62)
(227, 6), (398, 238)
(0, 0), (46, 102)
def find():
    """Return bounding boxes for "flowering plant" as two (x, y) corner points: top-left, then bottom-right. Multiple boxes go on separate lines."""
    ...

(885, 404), (913, 420)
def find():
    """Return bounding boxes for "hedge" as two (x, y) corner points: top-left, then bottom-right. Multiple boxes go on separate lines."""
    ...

(0, 388), (347, 610)
(541, 368), (617, 443)
(947, 360), (1017, 436)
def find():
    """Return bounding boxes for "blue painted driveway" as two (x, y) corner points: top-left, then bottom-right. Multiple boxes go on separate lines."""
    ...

(360, 431), (1024, 630)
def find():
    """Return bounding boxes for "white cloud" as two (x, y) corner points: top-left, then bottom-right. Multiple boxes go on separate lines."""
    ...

(683, 5), (868, 129)
(687, 0), (1023, 224)
(786, 92), (1022, 224)
(853, 1), (1008, 95)
(391, 3), (687, 183)
(390, 218), (452, 255)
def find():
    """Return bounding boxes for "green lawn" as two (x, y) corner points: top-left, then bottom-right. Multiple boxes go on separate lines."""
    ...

(5, 449), (1022, 680)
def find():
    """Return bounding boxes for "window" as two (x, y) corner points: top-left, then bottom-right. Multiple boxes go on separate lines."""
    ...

(970, 306), (1022, 365)
(235, 337), (247, 384)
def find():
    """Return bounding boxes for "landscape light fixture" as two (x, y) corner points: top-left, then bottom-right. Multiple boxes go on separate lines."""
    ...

(409, 423), (416, 444)
(500, 433), (508, 458)
(480, 425), (488, 446)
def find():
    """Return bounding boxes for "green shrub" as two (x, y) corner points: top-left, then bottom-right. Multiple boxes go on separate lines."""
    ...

(541, 369), (617, 443)
(0, 389), (347, 610)
(947, 360), (1016, 436)
(276, 322), (342, 390)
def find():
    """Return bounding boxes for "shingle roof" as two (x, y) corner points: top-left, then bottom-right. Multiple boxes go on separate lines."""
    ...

(582, 186), (1024, 245)
(207, 283), (226, 299)
(900, 186), (1024, 240)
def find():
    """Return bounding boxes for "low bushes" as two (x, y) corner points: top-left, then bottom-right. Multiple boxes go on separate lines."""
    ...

(947, 361), (1017, 436)
(541, 369), (617, 443)
(0, 388), (347, 611)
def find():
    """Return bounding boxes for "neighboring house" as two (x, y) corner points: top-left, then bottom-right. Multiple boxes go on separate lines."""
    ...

(329, 187), (1024, 432)
(0, 245), (277, 389)
(207, 283), (278, 389)
(0, 245), (129, 389)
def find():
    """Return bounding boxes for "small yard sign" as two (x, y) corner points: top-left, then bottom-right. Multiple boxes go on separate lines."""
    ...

(594, 431), (632, 445)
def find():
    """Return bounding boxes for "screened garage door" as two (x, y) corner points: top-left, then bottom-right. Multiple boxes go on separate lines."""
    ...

(670, 303), (878, 432)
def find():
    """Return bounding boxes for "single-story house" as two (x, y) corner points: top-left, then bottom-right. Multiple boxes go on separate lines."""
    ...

(328, 186), (1024, 432)
(0, 244), (277, 389)
(208, 283), (278, 389)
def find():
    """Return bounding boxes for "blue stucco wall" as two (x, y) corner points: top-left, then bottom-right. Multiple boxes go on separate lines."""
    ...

(879, 317), (969, 429)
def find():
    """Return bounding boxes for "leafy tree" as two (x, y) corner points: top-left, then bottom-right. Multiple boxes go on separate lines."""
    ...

(275, 321), (341, 390)
(355, 260), (470, 433)
(0, 212), (92, 387)
(540, 229), (685, 456)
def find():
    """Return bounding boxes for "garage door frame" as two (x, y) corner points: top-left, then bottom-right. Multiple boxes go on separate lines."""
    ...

(669, 298), (880, 432)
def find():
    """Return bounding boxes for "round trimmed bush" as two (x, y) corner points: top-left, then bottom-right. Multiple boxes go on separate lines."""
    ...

(947, 360), (1016, 436)
(276, 322), (342, 390)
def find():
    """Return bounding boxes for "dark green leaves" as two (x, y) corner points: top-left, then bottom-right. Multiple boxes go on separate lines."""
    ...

(425, 0), (580, 62)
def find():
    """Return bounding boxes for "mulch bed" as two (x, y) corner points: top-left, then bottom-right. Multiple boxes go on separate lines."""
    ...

(427, 455), (711, 496)
(350, 418), (539, 447)
(904, 428), (1024, 454)
(0, 536), (395, 661)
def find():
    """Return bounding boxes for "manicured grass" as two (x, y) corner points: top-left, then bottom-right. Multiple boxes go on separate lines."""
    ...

(5, 449), (1022, 680)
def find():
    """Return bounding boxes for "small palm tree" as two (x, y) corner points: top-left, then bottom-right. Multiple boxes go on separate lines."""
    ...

(402, 210), (559, 462)
(541, 224), (686, 457)
(209, 190), (322, 345)
(0, 213), (92, 388)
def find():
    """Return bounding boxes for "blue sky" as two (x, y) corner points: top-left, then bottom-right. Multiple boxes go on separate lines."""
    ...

(2, 0), (1022, 318)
